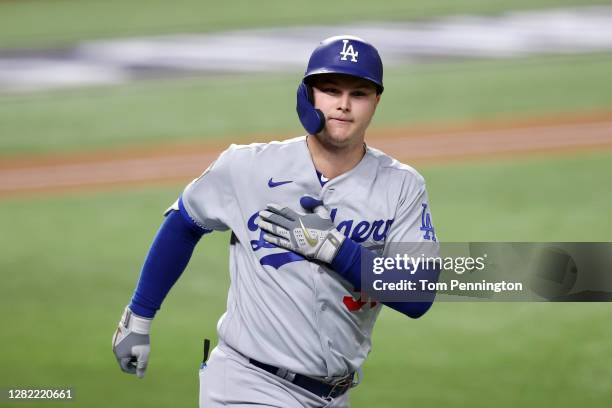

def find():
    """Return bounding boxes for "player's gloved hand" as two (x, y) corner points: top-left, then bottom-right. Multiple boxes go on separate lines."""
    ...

(112, 306), (152, 379)
(257, 195), (345, 264)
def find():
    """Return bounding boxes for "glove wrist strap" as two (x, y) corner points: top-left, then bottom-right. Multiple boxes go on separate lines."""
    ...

(317, 230), (346, 264)
(123, 306), (153, 335)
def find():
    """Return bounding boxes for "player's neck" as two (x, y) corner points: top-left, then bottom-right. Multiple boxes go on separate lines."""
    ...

(306, 134), (366, 180)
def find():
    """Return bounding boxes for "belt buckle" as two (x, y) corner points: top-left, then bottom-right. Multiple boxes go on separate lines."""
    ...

(325, 374), (353, 399)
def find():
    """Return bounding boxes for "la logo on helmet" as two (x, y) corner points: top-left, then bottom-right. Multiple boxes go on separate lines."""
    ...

(340, 39), (359, 62)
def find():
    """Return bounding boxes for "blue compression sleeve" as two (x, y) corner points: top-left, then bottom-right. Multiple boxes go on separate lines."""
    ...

(331, 239), (440, 319)
(129, 205), (208, 318)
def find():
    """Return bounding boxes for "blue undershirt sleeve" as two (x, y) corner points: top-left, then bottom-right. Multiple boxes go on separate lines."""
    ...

(128, 200), (209, 318)
(331, 238), (440, 319)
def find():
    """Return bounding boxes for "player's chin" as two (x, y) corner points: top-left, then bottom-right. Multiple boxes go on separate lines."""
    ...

(323, 126), (355, 144)
(319, 131), (353, 148)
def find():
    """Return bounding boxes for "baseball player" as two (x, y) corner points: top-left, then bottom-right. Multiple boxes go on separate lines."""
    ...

(112, 35), (440, 407)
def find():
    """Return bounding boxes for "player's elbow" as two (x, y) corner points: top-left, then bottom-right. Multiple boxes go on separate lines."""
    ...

(386, 301), (433, 319)
(405, 302), (433, 319)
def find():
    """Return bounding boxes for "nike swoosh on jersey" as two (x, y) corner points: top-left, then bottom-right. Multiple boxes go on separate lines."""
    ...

(299, 218), (318, 247)
(268, 178), (293, 188)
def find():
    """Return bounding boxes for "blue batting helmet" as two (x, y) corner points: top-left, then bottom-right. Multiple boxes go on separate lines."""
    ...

(296, 35), (384, 135)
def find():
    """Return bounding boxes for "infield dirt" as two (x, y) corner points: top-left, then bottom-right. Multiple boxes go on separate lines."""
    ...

(1, 110), (611, 198)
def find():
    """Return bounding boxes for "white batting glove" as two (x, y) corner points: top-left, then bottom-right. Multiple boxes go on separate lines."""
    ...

(257, 196), (346, 264)
(112, 306), (152, 379)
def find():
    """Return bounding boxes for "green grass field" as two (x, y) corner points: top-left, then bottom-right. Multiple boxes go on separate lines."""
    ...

(2, 0), (612, 407)
(1, 0), (608, 49)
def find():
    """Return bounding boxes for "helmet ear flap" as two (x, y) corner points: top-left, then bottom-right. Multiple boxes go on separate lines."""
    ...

(305, 82), (315, 104)
(296, 81), (325, 135)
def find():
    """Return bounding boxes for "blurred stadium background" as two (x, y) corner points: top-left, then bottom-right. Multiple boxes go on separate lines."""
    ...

(1, 1), (611, 407)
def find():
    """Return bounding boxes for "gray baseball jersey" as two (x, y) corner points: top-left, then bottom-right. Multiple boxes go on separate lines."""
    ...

(179, 136), (439, 378)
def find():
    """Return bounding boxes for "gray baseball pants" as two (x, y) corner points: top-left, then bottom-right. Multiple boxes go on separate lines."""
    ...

(199, 342), (350, 407)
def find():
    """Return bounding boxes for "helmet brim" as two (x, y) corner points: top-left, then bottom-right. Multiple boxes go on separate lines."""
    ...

(304, 67), (384, 94)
